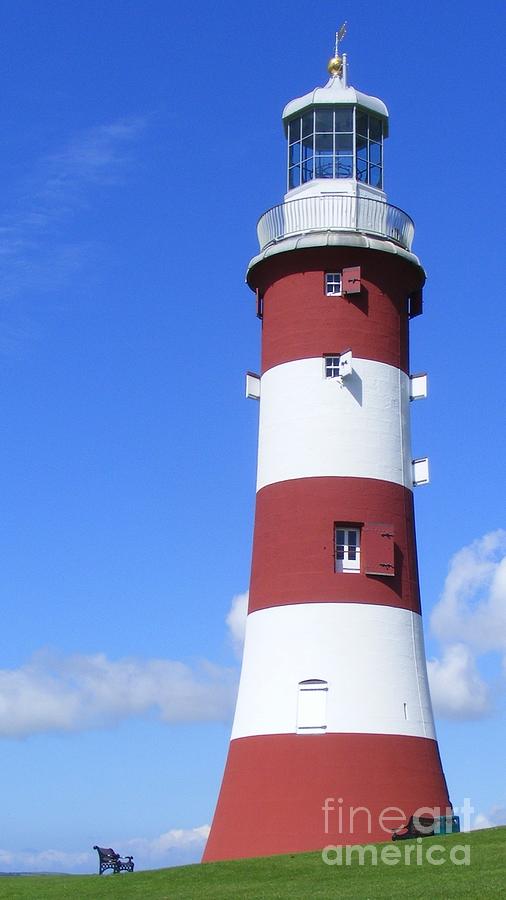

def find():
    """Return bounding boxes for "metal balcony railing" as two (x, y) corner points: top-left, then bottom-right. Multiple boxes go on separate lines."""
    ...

(257, 194), (415, 252)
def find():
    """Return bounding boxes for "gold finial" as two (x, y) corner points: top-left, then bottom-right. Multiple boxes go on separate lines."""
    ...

(327, 21), (347, 76)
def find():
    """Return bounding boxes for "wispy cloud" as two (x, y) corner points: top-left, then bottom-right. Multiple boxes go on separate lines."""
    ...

(0, 650), (236, 739)
(428, 530), (506, 720)
(0, 117), (146, 301)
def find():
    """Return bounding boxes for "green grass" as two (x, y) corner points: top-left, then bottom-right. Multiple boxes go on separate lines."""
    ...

(0, 828), (504, 899)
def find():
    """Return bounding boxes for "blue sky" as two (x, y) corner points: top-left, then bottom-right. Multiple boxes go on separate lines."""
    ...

(0, 0), (504, 873)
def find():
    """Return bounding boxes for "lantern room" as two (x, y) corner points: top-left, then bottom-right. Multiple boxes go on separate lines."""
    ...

(282, 54), (389, 202)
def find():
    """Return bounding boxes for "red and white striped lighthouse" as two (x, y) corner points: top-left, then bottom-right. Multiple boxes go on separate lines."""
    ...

(204, 39), (451, 862)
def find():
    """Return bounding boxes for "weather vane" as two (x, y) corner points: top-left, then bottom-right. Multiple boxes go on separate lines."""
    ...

(328, 21), (347, 76)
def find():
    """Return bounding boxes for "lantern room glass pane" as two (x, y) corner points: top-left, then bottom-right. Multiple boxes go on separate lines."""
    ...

(289, 118), (301, 144)
(289, 166), (301, 188)
(315, 133), (333, 153)
(289, 142), (301, 165)
(370, 141), (382, 165)
(369, 165), (382, 188)
(357, 158), (368, 182)
(356, 112), (368, 136)
(335, 108), (353, 132)
(369, 116), (382, 141)
(315, 108), (333, 132)
(356, 134), (367, 159)
(336, 155), (353, 177)
(315, 154), (333, 178)
(335, 133), (353, 152)
(302, 158), (313, 182)
(302, 134), (313, 160)
(302, 111), (313, 137)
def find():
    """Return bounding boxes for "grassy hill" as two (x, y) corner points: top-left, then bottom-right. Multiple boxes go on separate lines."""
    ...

(0, 827), (503, 899)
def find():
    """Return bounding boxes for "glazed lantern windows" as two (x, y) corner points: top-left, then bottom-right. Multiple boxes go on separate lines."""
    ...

(287, 107), (383, 189)
(288, 107), (353, 188)
(356, 112), (383, 188)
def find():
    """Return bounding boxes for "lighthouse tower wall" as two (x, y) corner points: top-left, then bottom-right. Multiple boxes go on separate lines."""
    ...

(203, 57), (451, 863)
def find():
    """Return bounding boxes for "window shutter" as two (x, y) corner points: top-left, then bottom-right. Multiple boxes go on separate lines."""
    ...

(410, 373), (428, 400)
(412, 457), (429, 486)
(338, 348), (352, 378)
(245, 372), (261, 400)
(408, 289), (423, 318)
(342, 266), (361, 294)
(364, 524), (395, 577)
(297, 680), (328, 733)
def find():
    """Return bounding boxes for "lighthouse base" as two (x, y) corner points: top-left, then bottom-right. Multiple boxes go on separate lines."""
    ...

(203, 732), (450, 862)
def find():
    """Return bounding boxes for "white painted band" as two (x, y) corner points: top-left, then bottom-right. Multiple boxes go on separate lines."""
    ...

(256, 358), (413, 491)
(231, 603), (436, 741)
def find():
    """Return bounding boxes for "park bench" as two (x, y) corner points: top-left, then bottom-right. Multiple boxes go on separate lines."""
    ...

(391, 814), (435, 841)
(93, 845), (135, 874)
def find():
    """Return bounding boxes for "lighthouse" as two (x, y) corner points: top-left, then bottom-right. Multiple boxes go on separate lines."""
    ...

(204, 34), (451, 862)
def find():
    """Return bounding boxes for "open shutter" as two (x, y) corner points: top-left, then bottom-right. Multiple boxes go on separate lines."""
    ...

(338, 348), (353, 378)
(364, 524), (395, 577)
(408, 289), (423, 318)
(412, 457), (430, 486)
(245, 372), (260, 400)
(342, 266), (361, 295)
(410, 373), (428, 400)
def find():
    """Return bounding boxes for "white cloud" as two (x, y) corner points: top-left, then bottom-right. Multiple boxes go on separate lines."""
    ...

(0, 585), (249, 740)
(427, 643), (491, 719)
(0, 650), (237, 738)
(225, 591), (248, 657)
(0, 847), (92, 873)
(430, 530), (506, 651)
(428, 530), (506, 720)
(124, 825), (210, 867)
(0, 825), (210, 874)
(471, 806), (506, 831)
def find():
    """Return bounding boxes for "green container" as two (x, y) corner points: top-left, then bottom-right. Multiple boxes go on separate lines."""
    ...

(434, 815), (460, 834)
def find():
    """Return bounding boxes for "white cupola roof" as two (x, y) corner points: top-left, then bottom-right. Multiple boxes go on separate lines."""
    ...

(282, 71), (389, 136)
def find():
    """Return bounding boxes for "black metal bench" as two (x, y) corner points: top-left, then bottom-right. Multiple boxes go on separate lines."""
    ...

(391, 814), (435, 841)
(93, 845), (134, 874)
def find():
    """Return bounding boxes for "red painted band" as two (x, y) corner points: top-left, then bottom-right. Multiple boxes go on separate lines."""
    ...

(203, 732), (450, 861)
(249, 478), (421, 614)
(247, 248), (424, 375)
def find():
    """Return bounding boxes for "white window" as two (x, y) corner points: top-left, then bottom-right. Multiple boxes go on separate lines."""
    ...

(324, 351), (353, 380)
(296, 679), (328, 734)
(324, 355), (341, 378)
(335, 525), (361, 573)
(325, 272), (342, 295)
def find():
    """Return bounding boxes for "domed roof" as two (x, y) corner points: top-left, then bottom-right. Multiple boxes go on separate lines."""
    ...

(282, 74), (389, 136)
